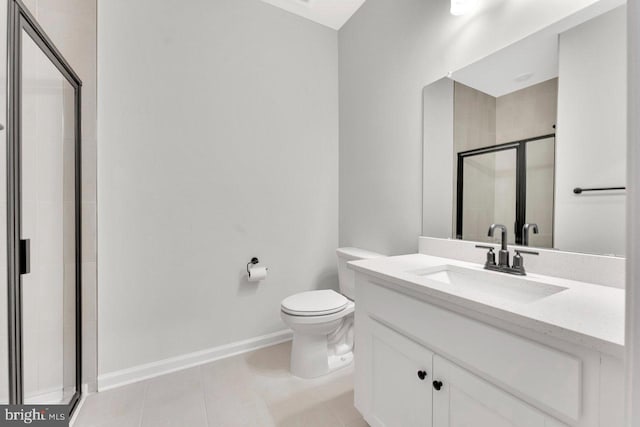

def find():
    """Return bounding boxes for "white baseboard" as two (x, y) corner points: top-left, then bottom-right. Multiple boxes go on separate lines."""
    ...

(97, 329), (292, 391)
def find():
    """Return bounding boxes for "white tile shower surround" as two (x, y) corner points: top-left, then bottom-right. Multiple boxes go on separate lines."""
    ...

(73, 341), (367, 427)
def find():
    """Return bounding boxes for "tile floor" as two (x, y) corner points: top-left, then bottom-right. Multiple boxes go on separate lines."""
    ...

(73, 341), (368, 427)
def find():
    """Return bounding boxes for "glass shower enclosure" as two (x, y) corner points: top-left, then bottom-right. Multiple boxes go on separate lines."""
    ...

(456, 134), (555, 247)
(0, 0), (82, 413)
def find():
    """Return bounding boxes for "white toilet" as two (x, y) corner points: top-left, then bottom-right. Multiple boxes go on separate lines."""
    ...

(280, 247), (384, 378)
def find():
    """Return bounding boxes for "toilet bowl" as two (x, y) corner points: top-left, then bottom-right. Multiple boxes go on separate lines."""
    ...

(280, 247), (384, 379)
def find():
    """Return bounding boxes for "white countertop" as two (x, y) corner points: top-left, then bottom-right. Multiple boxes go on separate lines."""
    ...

(349, 253), (625, 357)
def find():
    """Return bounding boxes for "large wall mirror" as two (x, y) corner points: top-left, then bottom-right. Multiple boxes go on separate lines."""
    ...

(422, 1), (627, 257)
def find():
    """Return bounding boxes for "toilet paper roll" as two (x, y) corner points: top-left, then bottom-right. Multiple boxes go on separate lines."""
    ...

(248, 266), (268, 282)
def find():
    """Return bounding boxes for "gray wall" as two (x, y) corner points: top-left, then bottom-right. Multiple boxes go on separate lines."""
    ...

(338, 0), (605, 256)
(422, 79), (453, 239)
(98, 0), (338, 375)
(555, 6), (626, 256)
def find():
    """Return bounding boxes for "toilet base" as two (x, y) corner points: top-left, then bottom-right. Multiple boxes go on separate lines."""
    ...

(328, 351), (353, 372)
(282, 303), (355, 379)
(290, 330), (354, 378)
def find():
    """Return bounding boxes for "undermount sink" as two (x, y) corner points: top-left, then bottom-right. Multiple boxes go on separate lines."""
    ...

(406, 265), (567, 304)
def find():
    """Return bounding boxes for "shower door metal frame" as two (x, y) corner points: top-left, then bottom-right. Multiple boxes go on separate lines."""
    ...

(455, 133), (555, 246)
(6, 0), (82, 412)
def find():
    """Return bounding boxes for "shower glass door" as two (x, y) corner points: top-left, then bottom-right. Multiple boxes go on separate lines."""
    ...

(21, 26), (77, 405)
(7, 0), (81, 410)
(456, 134), (556, 246)
(459, 148), (518, 244)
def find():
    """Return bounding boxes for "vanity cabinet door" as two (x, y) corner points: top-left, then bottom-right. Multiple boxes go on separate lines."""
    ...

(432, 355), (549, 427)
(369, 320), (433, 427)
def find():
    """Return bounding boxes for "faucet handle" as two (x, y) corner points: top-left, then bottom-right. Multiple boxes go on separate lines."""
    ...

(515, 249), (539, 256)
(475, 245), (496, 266)
(512, 249), (539, 275)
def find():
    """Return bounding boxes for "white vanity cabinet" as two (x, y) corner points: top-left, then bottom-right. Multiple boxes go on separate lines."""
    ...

(366, 319), (562, 427)
(369, 320), (433, 427)
(432, 355), (564, 427)
(354, 273), (625, 427)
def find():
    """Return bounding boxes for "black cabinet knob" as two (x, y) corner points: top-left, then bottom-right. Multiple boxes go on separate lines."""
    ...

(417, 370), (427, 380)
(433, 380), (443, 391)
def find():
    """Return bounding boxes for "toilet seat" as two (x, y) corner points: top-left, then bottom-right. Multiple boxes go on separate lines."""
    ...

(281, 290), (348, 316)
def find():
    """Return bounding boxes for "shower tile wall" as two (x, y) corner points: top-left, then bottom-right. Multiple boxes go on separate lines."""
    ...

(495, 79), (558, 144)
(452, 83), (496, 243)
(20, 0), (98, 393)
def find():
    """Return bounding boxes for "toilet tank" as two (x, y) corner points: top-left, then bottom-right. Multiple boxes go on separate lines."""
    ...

(336, 247), (385, 300)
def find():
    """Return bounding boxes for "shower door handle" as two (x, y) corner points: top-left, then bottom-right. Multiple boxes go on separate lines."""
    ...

(19, 239), (30, 275)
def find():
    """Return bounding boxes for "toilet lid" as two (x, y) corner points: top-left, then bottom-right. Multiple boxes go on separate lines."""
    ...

(281, 290), (348, 316)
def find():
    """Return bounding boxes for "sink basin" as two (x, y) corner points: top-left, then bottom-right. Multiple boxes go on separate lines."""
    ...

(406, 265), (567, 304)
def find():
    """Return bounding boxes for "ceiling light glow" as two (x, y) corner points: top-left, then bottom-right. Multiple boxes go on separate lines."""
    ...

(450, 0), (477, 16)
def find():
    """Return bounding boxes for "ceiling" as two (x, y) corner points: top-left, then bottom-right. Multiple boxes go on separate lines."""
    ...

(260, 0), (367, 30)
(450, 0), (626, 97)
(450, 32), (560, 98)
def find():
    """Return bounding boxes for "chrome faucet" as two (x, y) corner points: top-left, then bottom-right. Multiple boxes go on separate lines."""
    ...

(487, 224), (509, 267)
(476, 223), (539, 275)
(522, 223), (539, 246)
